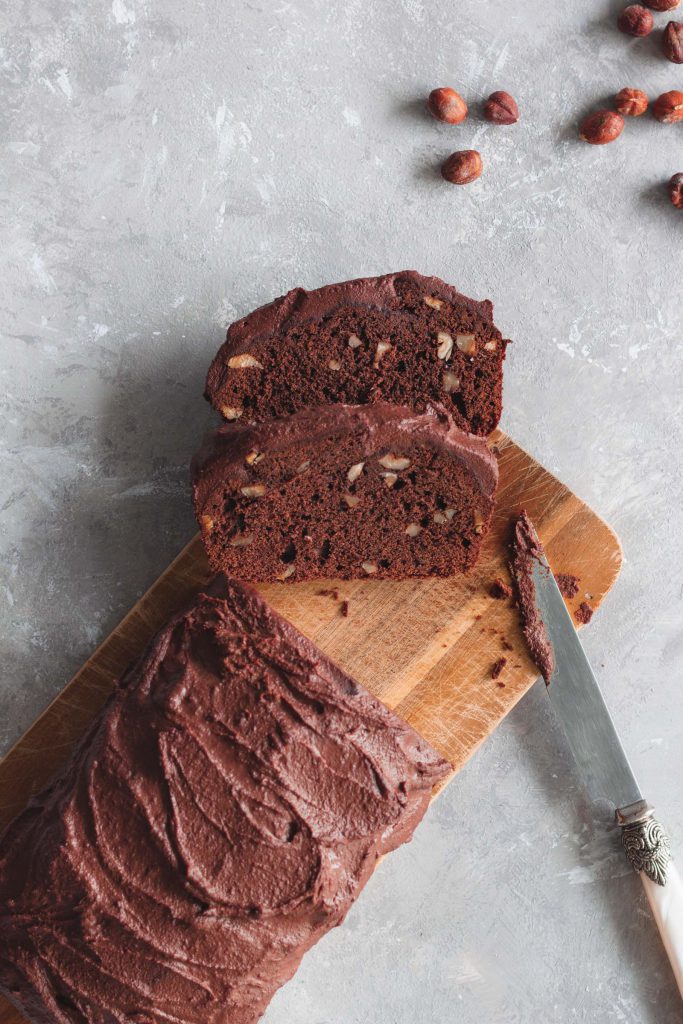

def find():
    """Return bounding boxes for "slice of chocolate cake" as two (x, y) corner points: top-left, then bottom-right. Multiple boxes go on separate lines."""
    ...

(205, 271), (509, 436)
(0, 578), (451, 1024)
(191, 402), (498, 583)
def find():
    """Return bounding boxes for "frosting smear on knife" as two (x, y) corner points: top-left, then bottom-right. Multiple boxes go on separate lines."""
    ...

(509, 511), (556, 684)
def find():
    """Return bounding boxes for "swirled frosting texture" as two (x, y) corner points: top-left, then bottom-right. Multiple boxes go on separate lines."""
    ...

(0, 578), (450, 1024)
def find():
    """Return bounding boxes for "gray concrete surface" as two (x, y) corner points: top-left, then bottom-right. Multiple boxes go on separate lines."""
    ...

(1, 0), (682, 1020)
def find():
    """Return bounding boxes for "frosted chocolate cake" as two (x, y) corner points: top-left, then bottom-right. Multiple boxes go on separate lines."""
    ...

(0, 578), (450, 1024)
(205, 271), (508, 437)
(192, 402), (498, 582)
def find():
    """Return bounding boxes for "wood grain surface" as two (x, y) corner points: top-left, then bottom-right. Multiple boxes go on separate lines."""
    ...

(0, 431), (622, 1024)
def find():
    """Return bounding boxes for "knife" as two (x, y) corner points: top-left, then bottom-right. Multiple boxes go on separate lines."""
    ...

(524, 518), (683, 998)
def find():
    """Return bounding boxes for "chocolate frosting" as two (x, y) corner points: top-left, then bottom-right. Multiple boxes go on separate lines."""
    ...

(192, 401), (498, 512)
(0, 578), (450, 1024)
(509, 512), (556, 683)
(220, 270), (495, 355)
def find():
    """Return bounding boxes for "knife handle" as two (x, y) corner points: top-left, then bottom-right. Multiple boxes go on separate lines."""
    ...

(641, 864), (683, 998)
(618, 803), (683, 999)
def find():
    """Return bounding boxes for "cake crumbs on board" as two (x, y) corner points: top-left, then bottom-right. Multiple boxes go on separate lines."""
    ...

(575, 601), (594, 624)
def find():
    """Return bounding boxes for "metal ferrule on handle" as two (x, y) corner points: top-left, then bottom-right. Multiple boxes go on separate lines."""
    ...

(617, 799), (671, 885)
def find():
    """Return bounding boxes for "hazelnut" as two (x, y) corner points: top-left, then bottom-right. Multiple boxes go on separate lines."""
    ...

(296, 460), (310, 473)
(240, 484), (267, 498)
(405, 523), (422, 537)
(347, 333), (363, 348)
(199, 514), (214, 532)
(473, 510), (486, 534)
(442, 370), (460, 393)
(373, 340), (392, 367)
(227, 354), (263, 369)
(423, 295), (444, 310)
(455, 333), (477, 354)
(483, 91), (520, 125)
(643, 0), (680, 8)
(617, 4), (654, 34)
(436, 331), (454, 360)
(378, 454), (411, 471)
(652, 90), (683, 122)
(614, 88), (649, 116)
(276, 565), (296, 581)
(220, 404), (243, 420)
(230, 533), (254, 547)
(663, 20), (683, 62)
(347, 461), (365, 483)
(669, 173), (683, 208)
(381, 472), (398, 487)
(441, 149), (483, 184)
(245, 450), (263, 465)
(427, 87), (468, 124)
(579, 109), (625, 144)
(361, 561), (378, 575)
(328, 358), (342, 371)
(343, 493), (361, 508)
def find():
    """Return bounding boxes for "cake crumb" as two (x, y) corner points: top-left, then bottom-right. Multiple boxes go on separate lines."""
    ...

(501, 639), (513, 651)
(317, 588), (339, 601)
(340, 600), (350, 618)
(497, 680), (506, 688)
(575, 601), (594, 625)
(474, 613), (482, 621)
(490, 578), (513, 600)
(556, 573), (580, 599)
(491, 657), (507, 680)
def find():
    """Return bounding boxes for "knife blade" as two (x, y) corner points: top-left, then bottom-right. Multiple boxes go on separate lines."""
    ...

(521, 514), (683, 998)
(528, 551), (641, 810)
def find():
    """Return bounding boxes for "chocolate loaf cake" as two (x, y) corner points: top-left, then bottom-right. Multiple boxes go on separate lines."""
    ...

(192, 402), (498, 583)
(0, 578), (451, 1024)
(205, 271), (509, 436)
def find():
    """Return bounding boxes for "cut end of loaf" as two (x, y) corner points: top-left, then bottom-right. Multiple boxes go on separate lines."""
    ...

(192, 403), (497, 583)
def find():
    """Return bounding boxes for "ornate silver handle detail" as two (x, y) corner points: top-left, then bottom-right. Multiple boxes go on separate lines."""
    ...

(618, 802), (672, 887)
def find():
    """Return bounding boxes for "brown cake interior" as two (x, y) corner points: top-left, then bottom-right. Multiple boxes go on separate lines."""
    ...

(194, 407), (496, 583)
(206, 272), (508, 436)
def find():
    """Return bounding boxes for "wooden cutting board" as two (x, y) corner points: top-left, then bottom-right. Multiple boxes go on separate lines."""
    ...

(0, 430), (622, 1024)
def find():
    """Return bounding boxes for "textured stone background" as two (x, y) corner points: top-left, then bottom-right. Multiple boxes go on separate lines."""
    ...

(1, 0), (682, 1020)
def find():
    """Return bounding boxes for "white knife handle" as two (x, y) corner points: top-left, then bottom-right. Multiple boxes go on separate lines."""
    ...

(617, 802), (682, 998)
(641, 864), (683, 998)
